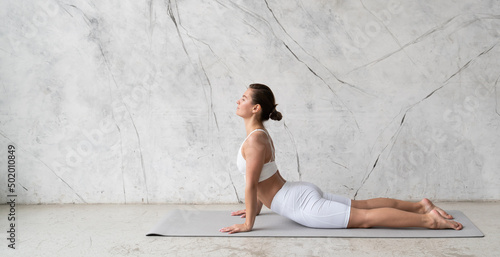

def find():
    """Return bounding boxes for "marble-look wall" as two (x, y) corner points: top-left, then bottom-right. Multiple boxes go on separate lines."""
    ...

(1, 0), (499, 204)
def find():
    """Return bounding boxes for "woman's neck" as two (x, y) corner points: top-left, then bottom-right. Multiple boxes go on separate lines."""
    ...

(244, 117), (265, 135)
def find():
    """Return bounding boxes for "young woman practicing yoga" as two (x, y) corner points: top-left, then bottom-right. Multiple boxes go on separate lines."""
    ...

(219, 84), (463, 234)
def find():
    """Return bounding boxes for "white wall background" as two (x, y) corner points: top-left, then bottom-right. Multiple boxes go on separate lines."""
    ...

(1, 0), (499, 204)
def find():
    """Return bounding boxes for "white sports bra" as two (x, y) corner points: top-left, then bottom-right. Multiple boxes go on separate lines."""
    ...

(237, 129), (278, 182)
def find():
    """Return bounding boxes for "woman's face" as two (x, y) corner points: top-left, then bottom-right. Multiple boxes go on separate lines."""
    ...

(236, 88), (256, 118)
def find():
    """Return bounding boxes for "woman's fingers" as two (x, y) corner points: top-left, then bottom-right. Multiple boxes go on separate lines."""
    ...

(230, 209), (246, 217)
(219, 225), (238, 234)
(228, 227), (239, 234)
(220, 224), (248, 234)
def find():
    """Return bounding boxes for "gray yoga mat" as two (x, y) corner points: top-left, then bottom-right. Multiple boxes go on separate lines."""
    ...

(146, 209), (484, 238)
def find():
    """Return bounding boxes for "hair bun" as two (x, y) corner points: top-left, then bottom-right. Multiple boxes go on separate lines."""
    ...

(270, 109), (283, 121)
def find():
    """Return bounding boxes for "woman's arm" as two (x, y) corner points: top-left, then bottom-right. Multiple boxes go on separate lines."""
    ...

(243, 178), (259, 229)
(220, 133), (267, 234)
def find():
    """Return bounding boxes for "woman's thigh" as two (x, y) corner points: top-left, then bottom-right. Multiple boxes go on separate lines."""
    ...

(288, 182), (351, 228)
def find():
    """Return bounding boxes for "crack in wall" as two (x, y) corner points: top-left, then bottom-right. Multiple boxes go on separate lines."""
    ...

(444, 41), (499, 83)
(36, 155), (87, 203)
(187, 35), (232, 72)
(19, 183), (28, 191)
(283, 42), (326, 85)
(354, 113), (406, 199)
(359, 0), (420, 71)
(228, 172), (242, 203)
(59, 4), (74, 17)
(166, 0), (189, 56)
(347, 15), (461, 73)
(355, 86), (446, 199)
(284, 122), (302, 180)
(353, 155), (379, 199)
(354, 41), (498, 198)
(348, 14), (495, 74)
(199, 59), (219, 131)
(332, 160), (349, 170)
(283, 42), (361, 130)
(0, 131), (87, 202)
(265, 0), (368, 96)
(0, 129), (11, 141)
(295, 0), (372, 96)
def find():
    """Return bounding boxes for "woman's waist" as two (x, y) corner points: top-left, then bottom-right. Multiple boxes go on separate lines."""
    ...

(257, 172), (286, 208)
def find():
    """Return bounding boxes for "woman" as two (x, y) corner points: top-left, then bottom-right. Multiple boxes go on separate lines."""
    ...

(220, 84), (463, 234)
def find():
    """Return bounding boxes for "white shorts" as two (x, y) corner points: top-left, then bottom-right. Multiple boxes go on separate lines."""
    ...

(270, 181), (351, 228)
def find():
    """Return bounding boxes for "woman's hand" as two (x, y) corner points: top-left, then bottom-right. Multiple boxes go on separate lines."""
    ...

(219, 223), (252, 234)
(231, 209), (247, 218)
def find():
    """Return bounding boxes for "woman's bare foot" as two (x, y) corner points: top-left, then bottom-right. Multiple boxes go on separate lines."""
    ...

(428, 210), (463, 230)
(420, 198), (453, 219)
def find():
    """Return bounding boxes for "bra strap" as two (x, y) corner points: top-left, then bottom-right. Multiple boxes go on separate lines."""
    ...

(244, 129), (264, 141)
(246, 129), (275, 161)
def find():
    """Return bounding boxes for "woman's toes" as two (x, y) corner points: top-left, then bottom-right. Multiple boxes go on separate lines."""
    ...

(436, 207), (453, 219)
(428, 210), (463, 230)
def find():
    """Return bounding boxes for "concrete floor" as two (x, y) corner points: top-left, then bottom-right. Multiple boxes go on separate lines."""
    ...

(0, 202), (498, 257)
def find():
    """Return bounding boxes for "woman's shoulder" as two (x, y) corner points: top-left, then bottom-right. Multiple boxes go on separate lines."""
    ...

(243, 131), (269, 149)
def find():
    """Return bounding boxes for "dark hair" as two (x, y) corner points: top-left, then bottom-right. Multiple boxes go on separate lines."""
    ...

(249, 83), (283, 121)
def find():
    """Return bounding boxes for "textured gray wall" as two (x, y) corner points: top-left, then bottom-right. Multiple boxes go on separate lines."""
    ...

(1, 0), (499, 204)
